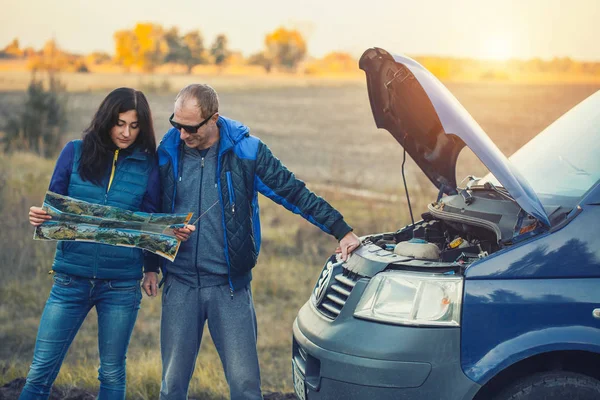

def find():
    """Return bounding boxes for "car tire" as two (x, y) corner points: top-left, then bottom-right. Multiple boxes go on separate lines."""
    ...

(493, 371), (600, 400)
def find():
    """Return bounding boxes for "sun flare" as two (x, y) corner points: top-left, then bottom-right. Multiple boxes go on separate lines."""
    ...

(481, 35), (513, 61)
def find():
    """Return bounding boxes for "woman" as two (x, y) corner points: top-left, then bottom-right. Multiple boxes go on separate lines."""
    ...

(21, 87), (191, 400)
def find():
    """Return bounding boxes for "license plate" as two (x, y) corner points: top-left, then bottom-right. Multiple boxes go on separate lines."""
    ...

(292, 362), (307, 400)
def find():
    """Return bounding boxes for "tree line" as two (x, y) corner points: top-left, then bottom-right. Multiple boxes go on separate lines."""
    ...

(1, 24), (310, 74)
(113, 24), (308, 73)
(1, 24), (599, 79)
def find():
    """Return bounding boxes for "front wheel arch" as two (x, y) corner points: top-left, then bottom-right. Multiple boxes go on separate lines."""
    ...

(492, 371), (600, 400)
(472, 350), (600, 400)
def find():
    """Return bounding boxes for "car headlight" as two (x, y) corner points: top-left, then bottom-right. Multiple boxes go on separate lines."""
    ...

(354, 271), (463, 327)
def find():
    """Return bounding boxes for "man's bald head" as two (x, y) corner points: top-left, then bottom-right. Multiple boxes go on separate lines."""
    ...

(174, 84), (219, 118)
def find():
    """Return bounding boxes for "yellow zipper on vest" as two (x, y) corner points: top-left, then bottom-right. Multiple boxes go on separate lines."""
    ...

(107, 149), (119, 192)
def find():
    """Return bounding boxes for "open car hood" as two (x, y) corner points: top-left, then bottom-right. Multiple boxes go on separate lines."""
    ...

(359, 47), (550, 227)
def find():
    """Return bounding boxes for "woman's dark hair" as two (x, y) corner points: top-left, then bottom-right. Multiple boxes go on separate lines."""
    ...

(79, 87), (156, 184)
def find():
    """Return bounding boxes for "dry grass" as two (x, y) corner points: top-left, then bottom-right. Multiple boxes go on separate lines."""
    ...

(0, 80), (598, 398)
(0, 68), (363, 93)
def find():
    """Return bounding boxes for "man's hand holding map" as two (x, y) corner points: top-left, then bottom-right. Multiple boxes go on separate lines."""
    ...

(34, 191), (194, 261)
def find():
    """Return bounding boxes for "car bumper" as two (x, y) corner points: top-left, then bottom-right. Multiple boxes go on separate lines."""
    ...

(292, 291), (481, 400)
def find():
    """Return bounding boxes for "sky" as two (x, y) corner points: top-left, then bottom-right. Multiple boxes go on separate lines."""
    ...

(1, 0), (599, 61)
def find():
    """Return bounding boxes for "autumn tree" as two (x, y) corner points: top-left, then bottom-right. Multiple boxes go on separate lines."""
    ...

(322, 52), (355, 72)
(114, 30), (138, 71)
(163, 28), (205, 73)
(133, 23), (168, 72)
(1, 38), (23, 58)
(164, 27), (187, 63)
(247, 51), (272, 73)
(114, 23), (168, 72)
(264, 27), (307, 71)
(182, 31), (206, 73)
(42, 40), (60, 68)
(550, 57), (574, 73)
(86, 51), (112, 65)
(210, 34), (230, 69)
(27, 39), (77, 72)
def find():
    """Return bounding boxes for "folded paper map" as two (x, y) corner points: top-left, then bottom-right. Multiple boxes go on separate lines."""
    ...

(34, 191), (193, 261)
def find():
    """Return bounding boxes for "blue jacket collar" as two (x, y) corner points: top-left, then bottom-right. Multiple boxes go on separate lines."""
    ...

(125, 146), (151, 160)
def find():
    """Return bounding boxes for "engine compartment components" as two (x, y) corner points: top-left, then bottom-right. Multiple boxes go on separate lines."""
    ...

(393, 238), (441, 260)
(366, 217), (497, 266)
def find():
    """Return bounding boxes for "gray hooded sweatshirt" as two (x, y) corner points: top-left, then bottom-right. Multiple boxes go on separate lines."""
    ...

(167, 143), (229, 287)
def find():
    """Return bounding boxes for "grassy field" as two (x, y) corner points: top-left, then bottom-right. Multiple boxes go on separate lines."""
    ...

(0, 76), (598, 399)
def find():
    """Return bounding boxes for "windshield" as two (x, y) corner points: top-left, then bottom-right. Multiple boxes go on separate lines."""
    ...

(483, 90), (600, 209)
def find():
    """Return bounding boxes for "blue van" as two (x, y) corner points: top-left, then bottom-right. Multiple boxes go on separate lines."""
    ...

(291, 48), (600, 400)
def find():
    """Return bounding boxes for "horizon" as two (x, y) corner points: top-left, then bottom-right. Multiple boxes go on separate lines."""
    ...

(2, 0), (600, 62)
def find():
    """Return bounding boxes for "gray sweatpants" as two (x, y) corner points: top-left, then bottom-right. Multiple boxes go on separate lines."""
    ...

(159, 276), (262, 400)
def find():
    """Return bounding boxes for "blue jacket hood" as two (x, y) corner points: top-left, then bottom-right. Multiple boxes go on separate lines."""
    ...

(216, 116), (250, 154)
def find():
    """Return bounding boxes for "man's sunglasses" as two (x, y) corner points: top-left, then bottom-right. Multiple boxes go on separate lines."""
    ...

(169, 112), (215, 134)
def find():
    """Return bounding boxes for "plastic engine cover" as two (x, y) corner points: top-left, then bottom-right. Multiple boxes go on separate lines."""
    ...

(394, 238), (441, 260)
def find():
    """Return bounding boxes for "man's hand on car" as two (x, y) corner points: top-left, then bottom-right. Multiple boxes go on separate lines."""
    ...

(335, 231), (361, 261)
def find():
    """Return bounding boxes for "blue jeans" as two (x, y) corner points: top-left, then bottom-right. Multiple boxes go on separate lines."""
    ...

(19, 273), (142, 400)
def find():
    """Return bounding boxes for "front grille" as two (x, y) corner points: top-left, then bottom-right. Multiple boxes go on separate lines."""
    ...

(316, 269), (360, 319)
(298, 346), (308, 363)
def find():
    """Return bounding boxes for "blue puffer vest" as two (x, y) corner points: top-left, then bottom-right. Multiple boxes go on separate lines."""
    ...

(52, 140), (154, 280)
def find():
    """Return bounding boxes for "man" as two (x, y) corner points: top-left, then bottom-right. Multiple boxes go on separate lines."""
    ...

(142, 84), (361, 400)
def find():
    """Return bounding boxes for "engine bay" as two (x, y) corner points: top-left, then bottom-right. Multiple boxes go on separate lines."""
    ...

(363, 186), (543, 267)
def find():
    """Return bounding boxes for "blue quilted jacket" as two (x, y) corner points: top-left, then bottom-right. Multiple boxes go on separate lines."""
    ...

(158, 116), (352, 291)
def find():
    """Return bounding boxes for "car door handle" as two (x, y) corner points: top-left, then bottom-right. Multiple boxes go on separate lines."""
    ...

(593, 309), (600, 319)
